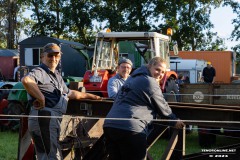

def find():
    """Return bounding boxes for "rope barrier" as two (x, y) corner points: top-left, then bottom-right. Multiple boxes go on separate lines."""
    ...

(0, 114), (240, 125)
(0, 119), (19, 121)
(1, 114), (239, 159)
(2, 88), (240, 97)
(0, 88), (240, 97)
(2, 114), (239, 140)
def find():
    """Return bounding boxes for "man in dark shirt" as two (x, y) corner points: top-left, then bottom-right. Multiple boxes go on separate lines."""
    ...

(202, 61), (216, 83)
(22, 43), (102, 160)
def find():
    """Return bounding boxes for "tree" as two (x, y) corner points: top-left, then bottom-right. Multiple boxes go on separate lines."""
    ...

(153, 0), (227, 51)
(0, 0), (18, 49)
(28, 0), (57, 36)
(13, 0), (239, 51)
(228, 1), (240, 56)
(94, 0), (154, 32)
(94, 0), (127, 31)
(17, 0), (65, 38)
(0, 0), (8, 48)
(61, 0), (98, 45)
(17, 0), (99, 45)
(124, 0), (153, 31)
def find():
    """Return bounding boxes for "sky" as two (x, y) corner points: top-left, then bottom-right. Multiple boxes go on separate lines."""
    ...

(210, 4), (238, 50)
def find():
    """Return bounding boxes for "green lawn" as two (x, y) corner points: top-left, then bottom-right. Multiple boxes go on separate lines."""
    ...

(0, 128), (239, 160)
(0, 131), (19, 160)
(148, 128), (240, 159)
(148, 130), (202, 159)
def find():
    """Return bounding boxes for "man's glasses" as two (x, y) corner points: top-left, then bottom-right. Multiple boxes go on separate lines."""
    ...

(120, 66), (131, 69)
(47, 54), (61, 59)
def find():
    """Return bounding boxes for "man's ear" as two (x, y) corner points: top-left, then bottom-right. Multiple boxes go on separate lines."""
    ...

(40, 53), (44, 59)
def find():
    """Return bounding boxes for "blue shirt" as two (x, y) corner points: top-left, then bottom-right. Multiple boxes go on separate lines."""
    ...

(107, 73), (127, 99)
(27, 63), (69, 107)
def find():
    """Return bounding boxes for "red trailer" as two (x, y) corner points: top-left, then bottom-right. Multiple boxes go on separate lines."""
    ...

(0, 49), (19, 81)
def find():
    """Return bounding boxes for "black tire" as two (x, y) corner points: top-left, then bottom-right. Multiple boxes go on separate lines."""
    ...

(7, 102), (25, 115)
(164, 79), (178, 102)
(6, 102), (25, 131)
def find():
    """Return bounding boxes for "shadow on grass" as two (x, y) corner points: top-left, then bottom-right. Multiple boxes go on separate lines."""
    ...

(148, 127), (240, 160)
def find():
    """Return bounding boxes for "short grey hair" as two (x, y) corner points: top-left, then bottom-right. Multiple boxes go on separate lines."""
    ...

(118, 58), (133, 67)
(42, 43), (61, 54)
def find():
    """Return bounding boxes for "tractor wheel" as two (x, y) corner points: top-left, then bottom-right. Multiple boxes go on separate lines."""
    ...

(6, 102), (25, 131)
(164, 79), (178, 102)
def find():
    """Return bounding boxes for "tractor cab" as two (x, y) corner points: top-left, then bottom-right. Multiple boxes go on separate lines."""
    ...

(83, 31), (178, 97)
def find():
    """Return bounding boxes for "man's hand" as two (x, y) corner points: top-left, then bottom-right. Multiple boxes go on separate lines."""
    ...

(33, 99), (45, 110)
(94, 95), (103, 100)
(68, 90), (103, 100)
(175, 120), (185, 129)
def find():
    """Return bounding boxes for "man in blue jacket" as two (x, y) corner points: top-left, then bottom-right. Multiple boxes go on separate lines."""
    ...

(103, 57), (184, 160)
(107, 58), (132, 99)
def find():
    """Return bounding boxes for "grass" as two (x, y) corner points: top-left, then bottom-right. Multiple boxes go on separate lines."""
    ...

(0, 131), (19, 160)
(148, 127), (240, 159)
(0, 127), (239, 160)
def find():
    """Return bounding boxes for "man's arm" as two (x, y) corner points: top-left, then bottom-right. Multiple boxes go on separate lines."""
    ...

(212, 67), (216, 83)
(21, 76), (45, 109)
(68, 90), (102, 100)
(201, 67), (206, 82)
(212, 76), (216, 83)
(107, 78), (118, 99)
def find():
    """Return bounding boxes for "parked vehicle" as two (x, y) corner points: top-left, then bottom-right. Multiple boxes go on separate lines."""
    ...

(170, 58), (207, 83)
(83, 30), (179, 98)
(170, 51), (237, 83)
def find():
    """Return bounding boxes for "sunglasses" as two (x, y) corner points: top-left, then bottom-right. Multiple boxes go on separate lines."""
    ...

(47, 54), (61, 58)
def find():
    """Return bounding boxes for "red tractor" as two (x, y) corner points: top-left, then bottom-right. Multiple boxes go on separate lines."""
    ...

(83, 30), (179, 99)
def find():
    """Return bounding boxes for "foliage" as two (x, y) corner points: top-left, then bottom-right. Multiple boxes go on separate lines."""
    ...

(61, 0), (98, 45)
(0, 0), (27, 49)
(154, 0), (228, 51)
(0, 0), (10, 48)
(0, 0), (239, 51)
(227, 1), (240, 59)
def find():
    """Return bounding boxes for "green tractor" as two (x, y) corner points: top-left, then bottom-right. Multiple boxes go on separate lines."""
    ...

(6, 82), (29, 131)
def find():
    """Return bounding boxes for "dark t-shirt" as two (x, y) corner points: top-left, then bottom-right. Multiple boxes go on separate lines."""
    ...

(202, 67), (216, 83)
(27, 63), (69, 107)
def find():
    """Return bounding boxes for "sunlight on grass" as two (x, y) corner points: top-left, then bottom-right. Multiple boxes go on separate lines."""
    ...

(0, 131), (19, 160)
(0, 127), (239, 160)
(148, 127), (240, 159)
